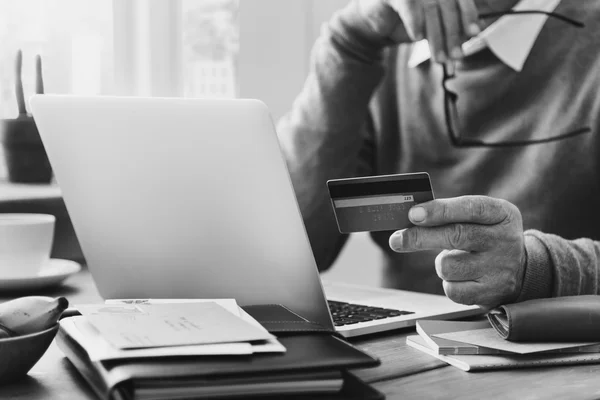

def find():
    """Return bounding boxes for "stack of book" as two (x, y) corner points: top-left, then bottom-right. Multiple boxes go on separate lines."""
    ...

(407, 320), (600, 372)
(57, 299), (383, 400)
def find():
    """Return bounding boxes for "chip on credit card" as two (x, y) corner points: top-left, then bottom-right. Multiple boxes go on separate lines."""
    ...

(327, 173), (435, 233)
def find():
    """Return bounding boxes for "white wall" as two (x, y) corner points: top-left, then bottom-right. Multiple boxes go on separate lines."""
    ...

(238, 0), (311, 121)
(238, 0), (348, 121)
(239, 0), (383, 287)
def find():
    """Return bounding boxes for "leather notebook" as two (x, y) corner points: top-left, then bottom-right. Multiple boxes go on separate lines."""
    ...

(57, 304), (383, 400)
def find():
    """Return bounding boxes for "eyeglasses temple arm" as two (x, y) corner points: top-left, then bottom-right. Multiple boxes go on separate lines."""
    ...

(479, 10), (584, 28)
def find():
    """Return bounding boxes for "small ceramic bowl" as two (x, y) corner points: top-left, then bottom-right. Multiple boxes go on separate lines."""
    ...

(0, 324), (59, 384)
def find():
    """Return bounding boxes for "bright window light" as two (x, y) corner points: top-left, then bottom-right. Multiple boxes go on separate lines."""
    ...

(0, 0), (113, 118)
(182, 0), (239, 98)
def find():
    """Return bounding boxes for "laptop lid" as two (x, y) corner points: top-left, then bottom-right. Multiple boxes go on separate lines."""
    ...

(30, 95), (334, 330)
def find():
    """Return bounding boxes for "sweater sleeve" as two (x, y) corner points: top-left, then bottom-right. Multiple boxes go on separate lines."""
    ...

(276, 2), (389, 271)
(517, 229), (600, 301)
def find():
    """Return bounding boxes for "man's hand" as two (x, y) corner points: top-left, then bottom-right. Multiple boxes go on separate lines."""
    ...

(342, 0), (481, 58)
(388, 196), (527, 308)
(347, 0), (413, 47)
(390, 0), (481, 62)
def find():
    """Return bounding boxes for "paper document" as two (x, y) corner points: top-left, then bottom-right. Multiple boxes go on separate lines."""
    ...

(102, 299), (286, 354)
(104, 298), (241, 316)
(76, 301), (275, 349)
(63, 316), (254, 361)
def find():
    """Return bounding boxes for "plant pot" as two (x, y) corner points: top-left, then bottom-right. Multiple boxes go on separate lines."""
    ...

(0, 116), (52, 184)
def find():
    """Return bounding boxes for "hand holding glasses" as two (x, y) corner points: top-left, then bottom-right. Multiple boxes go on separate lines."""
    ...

(442, 10), (591, 148)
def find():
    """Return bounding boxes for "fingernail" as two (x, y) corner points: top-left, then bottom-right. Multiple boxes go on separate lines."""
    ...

(468, 23), (481, 36)
(451, 47), (463, 60)
(409, 207), (427, 223)
(389, 229), (407, 252)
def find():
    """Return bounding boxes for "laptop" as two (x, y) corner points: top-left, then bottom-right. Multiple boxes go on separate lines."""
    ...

(30, 95), (481, 338)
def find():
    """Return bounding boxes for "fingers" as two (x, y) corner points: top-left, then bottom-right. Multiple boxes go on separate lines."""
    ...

(408, 196), (516, 227)
(395, 0), (480, 63)
(389, 0), (424, 40)
(436, 247), (525, 308)
(443, 280), (515, 308)
(435, 249), (484, 281)
(356, 0), (411, 45)
(443, 280), (480, 306)
(389, 223), (493, 252)
(457, 0), (481, 37)
(438, 0), (463, 60)
(423, 1), (447, 63)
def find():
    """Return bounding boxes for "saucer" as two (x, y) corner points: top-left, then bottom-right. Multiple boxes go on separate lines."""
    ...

(0, 259), (81, 292)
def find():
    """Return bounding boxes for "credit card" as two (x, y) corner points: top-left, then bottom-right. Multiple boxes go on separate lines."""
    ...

(327, 172), (434, 233)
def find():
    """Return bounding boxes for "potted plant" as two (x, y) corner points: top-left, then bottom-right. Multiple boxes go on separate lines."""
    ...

(0, 50), (52, 184)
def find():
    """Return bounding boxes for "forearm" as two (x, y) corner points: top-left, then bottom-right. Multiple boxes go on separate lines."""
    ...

(517, 230), (600, 301)
(276, 2), (388, 270)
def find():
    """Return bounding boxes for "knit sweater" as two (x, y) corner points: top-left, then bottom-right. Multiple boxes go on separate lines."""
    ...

(276, 0), (600, 301)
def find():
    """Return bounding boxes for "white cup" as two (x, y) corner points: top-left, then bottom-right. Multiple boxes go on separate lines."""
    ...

(0, 214), (55, 278)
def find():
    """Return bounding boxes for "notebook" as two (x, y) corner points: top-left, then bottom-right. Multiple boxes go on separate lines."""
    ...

(416, 320), (506, 355)
(56, 304), (384, 399)
(416, 320), (600, 356)
(407, 335), (600, 372)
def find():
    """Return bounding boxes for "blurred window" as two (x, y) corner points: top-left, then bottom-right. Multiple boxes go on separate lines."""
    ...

(0, 0), (113, 118)
(182, 0), (239, 98)
(0, 0), (240, 179)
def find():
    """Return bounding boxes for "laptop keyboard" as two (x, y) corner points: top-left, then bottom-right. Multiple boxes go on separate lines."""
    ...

(327, 300), (414, 327)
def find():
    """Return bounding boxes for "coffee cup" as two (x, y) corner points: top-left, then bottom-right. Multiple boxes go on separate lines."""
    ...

(0, 214), (55, 278)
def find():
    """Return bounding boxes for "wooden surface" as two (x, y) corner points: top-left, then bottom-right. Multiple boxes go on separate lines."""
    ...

(2, 270), (600, 399)
(378, 362), (600, 400)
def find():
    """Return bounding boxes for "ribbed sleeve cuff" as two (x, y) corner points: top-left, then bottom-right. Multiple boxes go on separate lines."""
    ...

(516, 231), (554, 302)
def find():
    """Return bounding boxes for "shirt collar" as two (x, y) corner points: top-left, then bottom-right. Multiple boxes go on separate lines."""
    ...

(408, 0), (562, 71)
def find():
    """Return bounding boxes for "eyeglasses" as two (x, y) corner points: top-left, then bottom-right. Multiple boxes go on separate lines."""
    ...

(443, 10), (591, 148)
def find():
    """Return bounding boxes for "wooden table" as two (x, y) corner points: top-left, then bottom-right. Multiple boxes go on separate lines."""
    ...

(1, 182), (600, 399)
(1, 269), (600, 399)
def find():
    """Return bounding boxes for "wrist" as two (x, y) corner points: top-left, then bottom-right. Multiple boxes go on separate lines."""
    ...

(515, 231), (554, 302)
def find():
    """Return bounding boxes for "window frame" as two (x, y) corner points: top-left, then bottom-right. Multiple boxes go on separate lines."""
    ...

(112, 0), (183, 97)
